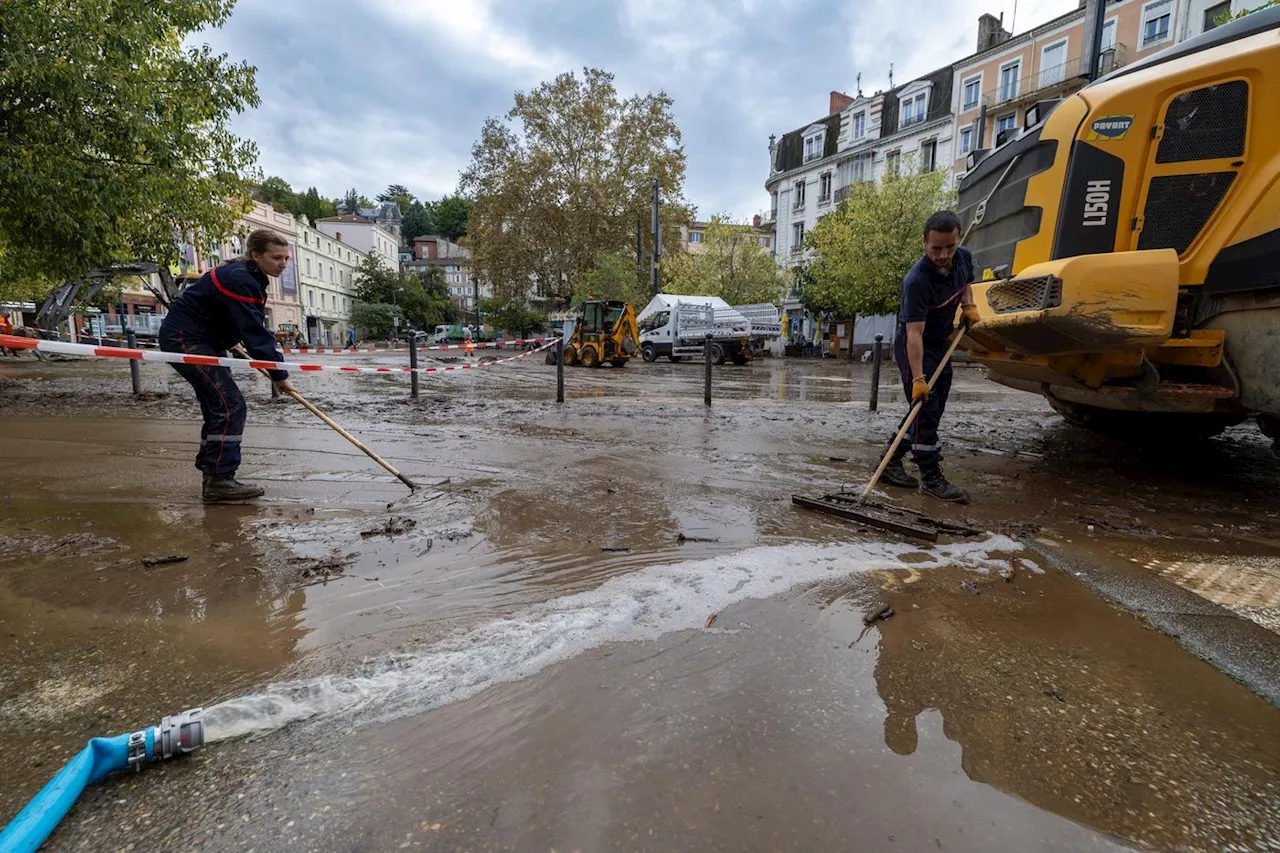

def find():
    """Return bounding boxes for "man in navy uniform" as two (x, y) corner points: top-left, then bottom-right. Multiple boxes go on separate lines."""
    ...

(879, 211), (980, 502)
(159, 229), (295, 503)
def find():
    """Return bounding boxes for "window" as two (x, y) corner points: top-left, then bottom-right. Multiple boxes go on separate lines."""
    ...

(818, 172), (832, 203)
(997, 113), (1018, 134)
(329, 267), (335, 283)
(1040, 39), (1067, 88)
(851, 152), (872, 183)
(342, 297), (347, 310)
(853, 111), (866, 138)
(757, 236), (768, 247)
(960, 126), (974, 155)
(962, 76), (981, 111)
(318, 262), (324, 279)
(305, 257), (311, 275)
(791, 222), (805, 251)
(793, 179), (806, 210)
(1203, 0), (1230, 31)
(920, 139), (938, 173)
(885, 149), (901, 179)
(1142, 0), (1172, 46)
(998, 59), (1021, 102)
(304, 233), (309, 246)
(308, 290), (314, 306)
(899, 92), (926, 129)
(689, 231), (703, 243)
(804, 131), (824, 162)
(1101, 18), (1117, 49)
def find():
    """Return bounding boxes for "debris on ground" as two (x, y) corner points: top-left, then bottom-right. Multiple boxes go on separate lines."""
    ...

(863, 602), (894, 625)
(961, 580), (982, 595)
(677, 533), (720, 543)
(601, 547), (630, 553)
(999, 563), (1016, 582)
(1012, 584), (1027, 596)
(704, 613), (718, 628)
(140, 554), (188, 568)
(360, 516), (418, 538)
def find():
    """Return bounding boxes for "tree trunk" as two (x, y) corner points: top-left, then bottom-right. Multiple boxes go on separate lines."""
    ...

(847, 313), (858, 361)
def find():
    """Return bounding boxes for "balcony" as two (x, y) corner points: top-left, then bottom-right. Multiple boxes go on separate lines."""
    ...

(792, 199), (806, 213)
(834, 185), (851, 204)
(898, 113), (928, 131)
(817, 192), (832, 206)
(982, 44), (1127, 110)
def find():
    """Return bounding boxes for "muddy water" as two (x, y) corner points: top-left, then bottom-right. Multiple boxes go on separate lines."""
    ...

(2, 355), (1280, 850)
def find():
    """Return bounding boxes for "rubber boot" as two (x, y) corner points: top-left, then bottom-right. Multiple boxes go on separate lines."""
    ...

(879, 458), (920, 489)
(202, 474), (265, 504)
(919, 466), (969, 503)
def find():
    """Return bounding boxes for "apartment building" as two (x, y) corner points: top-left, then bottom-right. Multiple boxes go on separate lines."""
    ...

(403, 235), (492, 320)
(951, 1), (1184, 175)
(680, 220), (774, 254)
(316, 212), (400, 270)
(295, 221), (364, 346)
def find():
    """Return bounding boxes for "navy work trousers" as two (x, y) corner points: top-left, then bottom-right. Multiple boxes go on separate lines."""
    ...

(888, 338), (953, 470)
(160, 333), (246, 476)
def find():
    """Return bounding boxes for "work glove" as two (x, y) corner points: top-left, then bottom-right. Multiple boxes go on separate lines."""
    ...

(911, 376), (929, 405)
(960, 303), (981, 329)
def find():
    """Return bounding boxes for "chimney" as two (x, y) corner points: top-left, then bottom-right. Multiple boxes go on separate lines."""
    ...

(977, 12), (1012, 51)
(752, 214), (762, 228)
(335, 231), (342, 242)
(829, 90), (855, 114)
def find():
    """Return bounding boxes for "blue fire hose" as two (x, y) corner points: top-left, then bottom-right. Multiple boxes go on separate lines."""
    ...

(0, 709), (204, 853)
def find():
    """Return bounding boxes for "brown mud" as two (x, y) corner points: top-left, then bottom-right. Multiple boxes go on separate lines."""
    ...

(2, 353), (1279, 850)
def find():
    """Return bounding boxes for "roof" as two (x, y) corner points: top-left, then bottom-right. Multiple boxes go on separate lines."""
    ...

(638, 293), (734, 319)
(773, 112), (843, 173)
(317, 213), (372, 224)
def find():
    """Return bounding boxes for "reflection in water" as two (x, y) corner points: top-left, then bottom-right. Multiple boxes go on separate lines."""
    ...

(870, 566), (1280, 849)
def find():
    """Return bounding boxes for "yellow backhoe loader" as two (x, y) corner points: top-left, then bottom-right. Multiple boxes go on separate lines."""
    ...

(546, 300), (641, 368)
(958, 7), (1280, 448)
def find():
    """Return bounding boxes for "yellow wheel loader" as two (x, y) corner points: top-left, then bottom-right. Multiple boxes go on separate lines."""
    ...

(958, 7), (1280, 447)
(545, 300), (641, 368)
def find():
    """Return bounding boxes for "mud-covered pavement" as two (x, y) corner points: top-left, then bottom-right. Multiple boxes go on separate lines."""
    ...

(2, 351), (1280, 851)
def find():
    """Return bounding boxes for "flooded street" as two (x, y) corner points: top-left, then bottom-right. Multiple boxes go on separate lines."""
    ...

(2, 351), (1280, 851)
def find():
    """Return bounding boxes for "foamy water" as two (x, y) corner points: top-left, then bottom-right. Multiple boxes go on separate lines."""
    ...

(203, 535), (1026, 742)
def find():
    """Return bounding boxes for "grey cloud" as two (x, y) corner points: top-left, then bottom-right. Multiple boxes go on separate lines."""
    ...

(200, 0), (1078, 217)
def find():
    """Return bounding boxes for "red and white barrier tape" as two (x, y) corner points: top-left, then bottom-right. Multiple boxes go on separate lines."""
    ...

(0, 334), (556, 376)
(281, 338), (551, 355)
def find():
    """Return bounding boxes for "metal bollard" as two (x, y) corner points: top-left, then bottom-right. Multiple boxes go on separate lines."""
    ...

(704, 333), (713, 407)
(556, 337), (565, 403)
(125, 327), (141, 396)
(869, 333), (883, 412)
(409, 334), (420, 399)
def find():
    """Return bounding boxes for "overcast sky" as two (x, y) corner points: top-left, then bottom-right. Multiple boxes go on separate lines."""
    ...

(200, 0), (1078, 221)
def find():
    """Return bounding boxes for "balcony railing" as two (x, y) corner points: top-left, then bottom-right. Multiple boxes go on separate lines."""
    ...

(817, 192), (832, 205)
(834, 185), (851, 204)
(982, 44), (1127, 109)
(898, 113), (928, 131)
(793, 199), (806, 212)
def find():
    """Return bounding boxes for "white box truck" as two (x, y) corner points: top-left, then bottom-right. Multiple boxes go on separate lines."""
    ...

(637, 294), (756, 365)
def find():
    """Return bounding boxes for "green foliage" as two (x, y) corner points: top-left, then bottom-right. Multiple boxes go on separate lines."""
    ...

(0, 0), (260, 300)
(250, 178), (335, 226)
(378, 184), (415, 214)
(257, 176), (294, 209)
(576, 253), (647, 306)
(294, 187), (337, 227)
(351, 254), (451, 331)
(1215, 0), (1277, 25)
(340, 189), (373, 215)
(401, 200), (435, 247)
(350, 302), (399, 340)
(432, 195), (472, 242)
(804, 171), (955, 317)
(480, 296), (546, 337)
(663, 218), (784, 305)
(460, 67), (691, 306)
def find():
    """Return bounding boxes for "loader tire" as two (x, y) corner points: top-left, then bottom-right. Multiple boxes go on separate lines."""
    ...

(580, 345), (600, 368)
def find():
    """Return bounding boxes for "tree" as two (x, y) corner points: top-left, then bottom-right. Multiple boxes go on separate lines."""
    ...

(378, 184), (415, 215)
(576, 253), (648, 306)
(350, 302), (399, 340)
(351, 254), (451, 331)
(804, 171), (955, 318)
(0, 0), (260, 299)
(460, 67), (690, 307)
(433, 195), (472, 241)
(295, 187), (337, 227)
(341, 189), (363, 215)
(480, 296), (546, 338)
(401, 200), (435, 248)
(663, 217), (786, 305)
(256, 176), (296, 210)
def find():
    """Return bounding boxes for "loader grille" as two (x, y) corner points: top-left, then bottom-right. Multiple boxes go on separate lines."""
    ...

(1137, 172), (1236, 255)
(986, 275), (1063, 314)
(1156, 80), (1248, 164)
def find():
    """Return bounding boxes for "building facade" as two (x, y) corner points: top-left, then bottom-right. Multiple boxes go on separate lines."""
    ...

(295, 221), (365, 346)
(1179, 0), (1249, 39)
(316, 213), (401, 270)
(679, 220), (774, 254)
(404, 235), (493, 320)
(950, 1), (1184, 176)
